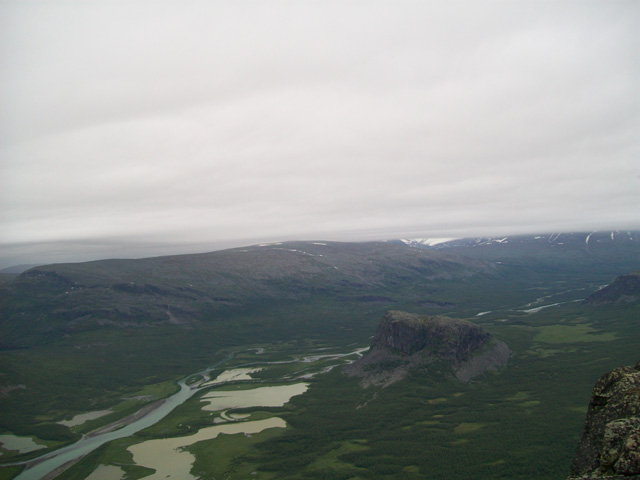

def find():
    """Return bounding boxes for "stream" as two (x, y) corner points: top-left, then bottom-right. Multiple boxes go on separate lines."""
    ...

(12, 345), (366, 479)
(14, 354), (233, 480)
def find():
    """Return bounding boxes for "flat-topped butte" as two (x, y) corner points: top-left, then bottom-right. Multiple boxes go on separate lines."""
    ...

(345, 311), (510, 386)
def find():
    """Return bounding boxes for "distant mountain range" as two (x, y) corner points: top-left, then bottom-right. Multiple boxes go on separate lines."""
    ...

(0, 264), (42, 275)
(2, 230), (640, 479)
(0, 241), (492, 347)
(1, 231), (637, 275)
(2, 232), (639, 350)
(394, 231), (640, 278)
(396, 230), (638, 250)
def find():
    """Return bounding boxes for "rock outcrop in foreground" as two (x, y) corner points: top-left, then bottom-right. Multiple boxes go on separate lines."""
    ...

(569, 360), (640, 480)
(345, 311), (510, 386)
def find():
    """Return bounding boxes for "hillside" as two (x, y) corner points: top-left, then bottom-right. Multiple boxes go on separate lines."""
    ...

(399, 231), (639, 253)
(345, 311), (509, 386)
(583, 272), (640, 305)
(0, 240), (503, 441)
(1, 235), (640, 480)
(5, 232), (640, 350)
(397, 231), (640, 275)
(0, 241), (492, 348)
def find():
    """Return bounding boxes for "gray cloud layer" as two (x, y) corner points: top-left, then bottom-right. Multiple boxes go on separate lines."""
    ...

(1, 1), (639, 265)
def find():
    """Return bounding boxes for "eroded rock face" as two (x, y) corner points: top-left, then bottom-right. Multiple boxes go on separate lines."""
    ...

(569, 360), (640, 479)
(371, 310), (491, 359)
(345, 311), (510, 387)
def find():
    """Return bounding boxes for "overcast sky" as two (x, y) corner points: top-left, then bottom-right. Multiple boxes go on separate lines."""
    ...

(1, 1), (639, 266)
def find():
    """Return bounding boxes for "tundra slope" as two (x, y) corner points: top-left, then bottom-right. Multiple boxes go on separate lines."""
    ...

(397, 231), (640, 275)
(0, 241), (493, 347)
(583, 272), (640, 306)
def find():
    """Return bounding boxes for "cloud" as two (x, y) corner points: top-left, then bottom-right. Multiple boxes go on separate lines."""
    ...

(1, 0), (639, 265)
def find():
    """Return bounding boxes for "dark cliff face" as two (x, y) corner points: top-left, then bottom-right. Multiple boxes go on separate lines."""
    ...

(584, 272), (640, 306)
(345, 311), (510, 386)
(371, 311), (490, 360)
(569, 360), (640, 479)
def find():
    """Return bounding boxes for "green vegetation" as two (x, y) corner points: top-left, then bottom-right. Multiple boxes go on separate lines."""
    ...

(188, 428), (283, 480)
(54, 438), (154, 480)
(0, 466), (22, 480)
(454, 423), (485, 434)
(1, 238), (640, 479)
(42, 298), (639, 480)
(533, 324), (617, 343)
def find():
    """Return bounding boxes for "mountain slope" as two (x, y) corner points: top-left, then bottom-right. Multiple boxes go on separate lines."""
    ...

(2, 235), (640, 479)
(0, 241), (499, 440)
(583, 272), (640, 305)
(399, 231), (639, 252)
(396, 231), (640, 275)
(0, 241), (492, 347)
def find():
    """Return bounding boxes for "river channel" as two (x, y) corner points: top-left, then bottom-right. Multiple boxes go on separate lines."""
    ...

(12, 346), (366, 479)
(14, 355), (233, 480)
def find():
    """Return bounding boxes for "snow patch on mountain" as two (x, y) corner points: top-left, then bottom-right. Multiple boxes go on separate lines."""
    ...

(585, 232), (595, 245)
(398, 231), (639, 251)
(400, 238), (459, 247)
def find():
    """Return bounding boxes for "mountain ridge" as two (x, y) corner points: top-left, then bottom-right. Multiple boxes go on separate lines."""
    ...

(0, 241), (493, 347)
(397, 231), (639, 250)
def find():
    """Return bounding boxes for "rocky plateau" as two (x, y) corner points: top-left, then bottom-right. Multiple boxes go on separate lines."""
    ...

(344, 310), (510, 386)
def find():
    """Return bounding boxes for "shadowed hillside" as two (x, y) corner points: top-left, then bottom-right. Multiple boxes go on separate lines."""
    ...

(0, 241), (492, 347)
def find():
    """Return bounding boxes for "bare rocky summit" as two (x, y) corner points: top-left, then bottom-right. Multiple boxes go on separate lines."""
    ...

(569, 360), (640, 480)
(345, 311), (510, 386)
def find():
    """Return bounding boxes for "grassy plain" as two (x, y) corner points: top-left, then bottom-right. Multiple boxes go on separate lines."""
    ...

(41, 299), (639, 480)
(237, 303), (639, 480)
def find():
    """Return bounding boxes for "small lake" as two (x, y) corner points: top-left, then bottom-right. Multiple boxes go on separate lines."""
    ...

(201, 383), (309, 411)
(201, 367), (262, 387)
(84, 464), (125, 480)
(124, 382), (308, 478)
(0, 435), (46, 456)
(58, 410), (112, 428)
(11, 346), (363, 479)
(13, 354), (234, 480)
(128, 418), (286, 480)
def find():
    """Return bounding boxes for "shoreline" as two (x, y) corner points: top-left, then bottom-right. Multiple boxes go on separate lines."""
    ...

(6, 353), (234, 479)
(11, 397), (171, 478)
(39, 455), (86, 480)
(83, 397), (168, 439)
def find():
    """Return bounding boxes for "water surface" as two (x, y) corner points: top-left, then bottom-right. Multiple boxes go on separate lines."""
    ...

(58, 410), (112, 428)
(201, 383), (309, 411)
(128, 418), (286, 480)
(0, 435), (46, 456)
